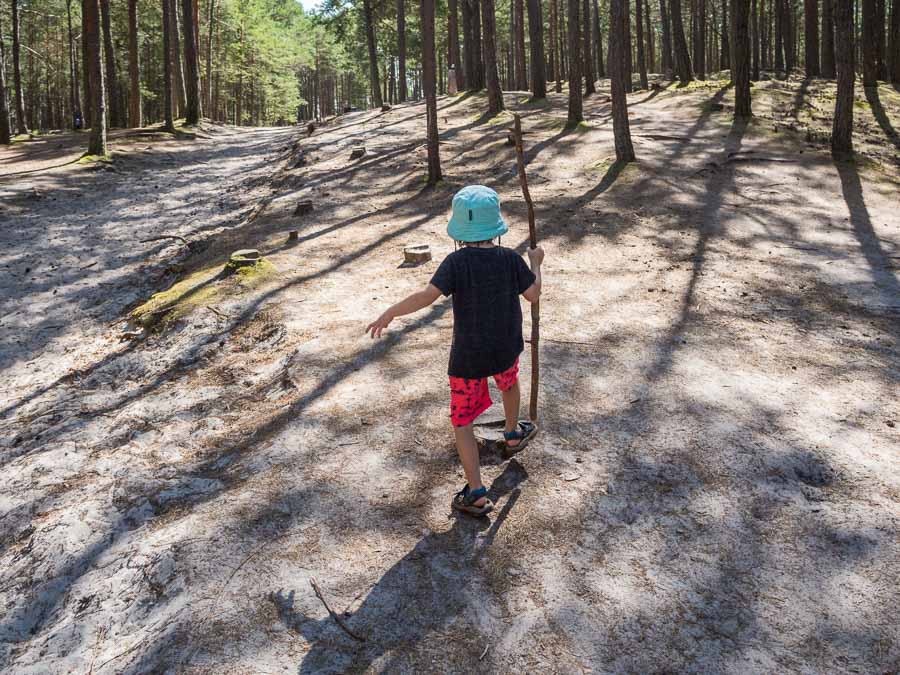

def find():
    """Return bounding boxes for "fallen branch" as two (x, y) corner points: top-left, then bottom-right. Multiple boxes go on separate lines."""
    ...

(206, 305), (231, 319)
(139, 234), (189, 246)
(309, 577), (366, 642)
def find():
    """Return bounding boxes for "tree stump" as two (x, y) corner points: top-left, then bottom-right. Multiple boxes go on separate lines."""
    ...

(229, 249), (260, 267)
(403, 245), (432, 265)
(381, 104), (392, 112)
(306, 122), (316, 136)
(294, 200), (314, 216)
(350, 146), (367, 159)
(288, 230), (299, 242)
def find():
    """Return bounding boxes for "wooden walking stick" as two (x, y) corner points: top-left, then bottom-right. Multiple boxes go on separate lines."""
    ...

(512, 113), (540, 421)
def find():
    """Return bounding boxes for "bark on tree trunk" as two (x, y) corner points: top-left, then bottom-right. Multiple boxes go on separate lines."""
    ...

(722, 0), (731, 67)
(11, 0), (27, 135)
(162, 0), (175, 130)
(0, 11), (11, 143)
(782, 0), (794, 69)
(84, 0), (107, 154)
(364, 0), (383, 106)
(636, 0), (649, 87)
(733, 0), (752, 116)
(472, 0), (484, 88)
(671, 0), (694, 81)
(567, 0), (584, 123)
(527, 0), (548, 96)
(421, 0), (442, 182)
(583, 0), (597, 92)
(805, 0), (820, 75)
(100, 0), (120, 127)
(205, 0), (216, 112)
(398, 0), (408, 101)
(832, 0), (853, 153)
(610, 0), (636, 159)
(462, 0), (479, 89)
(697, 0), (706, 78)
(482, 0), (506, 110)
(182, 0), (202, 122)
(515, 0), (528, 88)
(862, 0), (878, 86)
(171, 0), (187, 116)
(127, 0), (142, 127)
(752, 0), (760, 77)
(552, 0), (563, 90)
(890, 0), (900, 83)
(646, 0), (656, 72)
(775, 0), (784, 70)
(594, 0), (606, 76)
(660, 0), (674, 74)
(875, 0), (886, 78)
(822, 0), (836, 76)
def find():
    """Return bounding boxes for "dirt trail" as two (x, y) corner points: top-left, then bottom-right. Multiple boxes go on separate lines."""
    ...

(2, 83), (899, 674)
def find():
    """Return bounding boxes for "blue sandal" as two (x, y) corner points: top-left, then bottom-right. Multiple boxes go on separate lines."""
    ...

(452, 485), (494, 516)
(502, 421), (537, 453)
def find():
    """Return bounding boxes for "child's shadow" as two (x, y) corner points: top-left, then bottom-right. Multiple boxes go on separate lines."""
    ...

(270, 460), (528, 674)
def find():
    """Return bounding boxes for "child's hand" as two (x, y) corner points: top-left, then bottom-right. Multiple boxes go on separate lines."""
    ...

(527, 246), (545, 267)
(365, 311), (394, 338)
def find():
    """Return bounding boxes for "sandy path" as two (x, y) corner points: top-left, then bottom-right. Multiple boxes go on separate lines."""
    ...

(1, 86), (899, 674)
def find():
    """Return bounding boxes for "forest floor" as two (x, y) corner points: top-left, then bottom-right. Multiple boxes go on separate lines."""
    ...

(1, 74), (899, 674)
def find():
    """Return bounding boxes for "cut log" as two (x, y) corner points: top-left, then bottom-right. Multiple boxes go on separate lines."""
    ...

(350, 146), (367, 159)
(288, 230), (299, 242)
(403, 244), (432, 264)
(294, 200), (314, 216)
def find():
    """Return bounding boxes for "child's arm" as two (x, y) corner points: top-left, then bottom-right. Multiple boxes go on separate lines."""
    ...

(522, 247), (544, 303)
(366, 284), (443, 338)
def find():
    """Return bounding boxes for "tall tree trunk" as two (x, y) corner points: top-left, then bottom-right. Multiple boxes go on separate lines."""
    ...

(527, 0), (548, 95)
(610, 0), (636, 159)
(733, 0), (752, 115)
(66, 0), (83, 127)
(11, 0), (27, 135)
(783, 0), (794, 69)
(636, 0), (649, 87)
(646, 0), (656, 72)
(182, 0), (202, 122)
(214, 0), (222, 120)
(472, 0), (484, 87)
(775, 0), (784, 70)
(482, 0), (505, 111)
(205, 0), (216, 113)
(363, 0), (383, 105)
(82, 0), (92, 127)
(0, 10), (10, 143)
(671, 0), (694, 80)
(750, 0), (759, 77)
(100, 0), (120, 127)
(584, 0), (597, 91)
(862, 0), (878, 86)
(398, 0), (408, 101)
(567, 0), (584, 123)
(462, 0), (479, 89)
(875, 0), (886, 78)
(449, 0), (464, 88)
(832, 0), (853, 153)
(127, 0), (141, 127)
(235, 22), (243, 123)
(170, 0), (187, 115)
(722, 0), (731, 67)
(552, 0), (563, 89)
(660, 0), (674, 74)
(549, 0), (558, 82)
(696, 0), (706, 77)
(890, 0), (900, 83)
(805, 0), (820, 75)
(822, 0), (836, 76)
(421, 0), (442, 181)
(515, 0), (528, 88)
(84, 0), (107, 153)
(162, 0), (175, 130)
(625, 0), (633, 90)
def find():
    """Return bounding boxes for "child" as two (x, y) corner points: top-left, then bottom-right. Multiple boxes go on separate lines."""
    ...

(366, 185), (543, 516)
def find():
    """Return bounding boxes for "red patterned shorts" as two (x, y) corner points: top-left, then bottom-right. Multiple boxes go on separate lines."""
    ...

(449, 359), (520, 427)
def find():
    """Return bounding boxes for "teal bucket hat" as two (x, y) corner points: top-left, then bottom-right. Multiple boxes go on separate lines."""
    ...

(447, 185), (509, 242)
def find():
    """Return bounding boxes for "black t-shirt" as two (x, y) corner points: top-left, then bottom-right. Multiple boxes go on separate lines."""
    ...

(430, 246), (536, 379)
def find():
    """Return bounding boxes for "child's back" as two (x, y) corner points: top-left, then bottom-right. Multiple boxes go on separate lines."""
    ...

(430, 245), (535, 379)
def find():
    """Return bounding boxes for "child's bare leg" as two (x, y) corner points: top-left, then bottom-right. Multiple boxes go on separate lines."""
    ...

(501, 380), (522, 445)
(453, 424), (486, 505)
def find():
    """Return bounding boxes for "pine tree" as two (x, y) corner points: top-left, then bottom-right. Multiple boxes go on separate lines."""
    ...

(567, 0), (584, 123)
(421, 0), (441, 182)
(636, 0), (649, 88)
(804, 0), (819, 76)
(527, 0), (548, 96)
(733, 0), (752, 116)
(12, 0), (28, 135)
(583, 0), (596, 92)
(671, 0), (694, 81)
(832, 0), (854, 154)
(482, 0), (505, 111)
(862, 0), (878, 87)
(128, 0), (141, 127)
(364, 0), (383, 105)
(0, 9), (10, 143)
(83, 0), (107, 154)
(398, 0), (408, 101)
(610, 0), (636, 159)
(182, 0), (202, 122)
(161, 0), (175, 131)
(821, 0), (835, 77)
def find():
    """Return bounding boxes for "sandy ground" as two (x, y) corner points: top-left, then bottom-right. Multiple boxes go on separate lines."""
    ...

(1, 78), (899, 674)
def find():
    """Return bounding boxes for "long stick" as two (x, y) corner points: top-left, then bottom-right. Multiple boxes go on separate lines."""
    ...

(512, 113), (540, 421)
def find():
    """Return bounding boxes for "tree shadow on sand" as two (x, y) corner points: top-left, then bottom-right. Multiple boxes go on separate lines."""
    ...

(268, 460), (528, 673)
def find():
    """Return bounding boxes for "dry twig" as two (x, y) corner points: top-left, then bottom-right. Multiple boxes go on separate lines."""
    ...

(309, 577), (366, 642)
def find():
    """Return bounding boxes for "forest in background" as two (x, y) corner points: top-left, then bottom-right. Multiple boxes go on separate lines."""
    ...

(0, 0), (898, 158)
